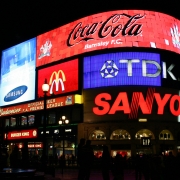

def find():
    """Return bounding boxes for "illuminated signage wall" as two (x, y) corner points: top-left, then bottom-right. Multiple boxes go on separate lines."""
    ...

(5, 129), (38, 140)
(36, 10), (180, 67)
(83, 52), (161, 88)
(0, 38), (36, 106)
(38, 59), (78, 97)
(83, 87), (179, 122)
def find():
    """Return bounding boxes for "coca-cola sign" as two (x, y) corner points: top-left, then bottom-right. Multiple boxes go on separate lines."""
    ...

(67, 14), (144, 46)
(36, 10), (180, 67)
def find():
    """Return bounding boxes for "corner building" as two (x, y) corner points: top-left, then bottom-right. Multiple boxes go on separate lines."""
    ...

(1, 10), (180, 160)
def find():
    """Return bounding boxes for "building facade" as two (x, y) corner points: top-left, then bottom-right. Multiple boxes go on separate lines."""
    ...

(1, 9), (180, 159)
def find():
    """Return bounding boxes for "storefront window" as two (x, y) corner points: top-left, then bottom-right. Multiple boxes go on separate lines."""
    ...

(135, 129), (155, 139)
(21, 116), (27, 126)
(48, 112), (56, 124)
(110, 129), (131, 140)
(159, 130), (173, 140)
(10, 117), (16, 127)
(5, 119), (9, 127)
(89, 130), (106, 140)
(28, 115), (35, 126)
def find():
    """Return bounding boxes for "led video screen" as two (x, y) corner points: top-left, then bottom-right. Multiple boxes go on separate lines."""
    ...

(83, 52), (161, 89)
(38, 59), (78, 98)
(36, 10), (180, 67)
(0, 38), (36, 106)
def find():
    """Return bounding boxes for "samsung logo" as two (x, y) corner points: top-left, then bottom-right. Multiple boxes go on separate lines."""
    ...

(4, 85), (27, 102)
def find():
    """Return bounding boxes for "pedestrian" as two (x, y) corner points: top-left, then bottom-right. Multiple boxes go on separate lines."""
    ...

(21, 146), (29, 168)
(112, 153), (125, 180)
(80, 140), (94, 180)
(77, 138), (86, 180)
(101, 145), (110, 180)
(10, 145), (20, 168)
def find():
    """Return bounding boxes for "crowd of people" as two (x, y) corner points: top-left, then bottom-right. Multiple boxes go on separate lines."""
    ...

(77, 138), (180, 180)
(1, 142), (180, 180)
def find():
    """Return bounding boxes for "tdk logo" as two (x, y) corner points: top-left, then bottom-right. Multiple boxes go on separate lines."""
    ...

(100, 59), (176, 80)
(4, 85), (27, 102)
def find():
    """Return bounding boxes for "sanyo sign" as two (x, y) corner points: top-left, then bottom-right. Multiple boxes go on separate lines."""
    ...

(83, 52), (178, 89)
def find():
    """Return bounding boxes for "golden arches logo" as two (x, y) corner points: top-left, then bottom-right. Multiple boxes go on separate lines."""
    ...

(49, 70), (66, 94)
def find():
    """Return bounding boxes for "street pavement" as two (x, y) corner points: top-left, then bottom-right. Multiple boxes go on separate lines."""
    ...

(43, 168), (145, 180)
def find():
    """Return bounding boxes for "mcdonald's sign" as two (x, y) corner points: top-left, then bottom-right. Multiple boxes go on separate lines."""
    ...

(38, 59), (78, 97)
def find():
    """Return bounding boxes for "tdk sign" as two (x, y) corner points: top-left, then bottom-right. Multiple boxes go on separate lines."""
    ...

(83, 52), (176, 89)
(4, 85), (27, 102)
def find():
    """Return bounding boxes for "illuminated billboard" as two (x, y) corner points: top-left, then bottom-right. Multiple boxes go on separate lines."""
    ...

(83, 52), (161, 88)
(37, 10), (180, 67)
(38, 59), (78, 97)
(83, 87), (179, 122)
(0, 38), (36, 106)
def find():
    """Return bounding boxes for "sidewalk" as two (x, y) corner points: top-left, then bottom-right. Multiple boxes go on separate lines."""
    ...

(43, 168), (145, 180)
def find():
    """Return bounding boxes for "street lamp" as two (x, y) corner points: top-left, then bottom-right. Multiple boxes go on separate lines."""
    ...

(42, 79), (49, 170)
(59, 116), (69, 176)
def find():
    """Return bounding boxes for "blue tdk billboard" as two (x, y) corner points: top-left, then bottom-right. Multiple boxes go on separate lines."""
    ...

(83, 52), (161, 89)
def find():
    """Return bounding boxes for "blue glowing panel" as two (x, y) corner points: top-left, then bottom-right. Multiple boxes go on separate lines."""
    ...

(0, 38), (36, 106)
(83, 52), (161, 89)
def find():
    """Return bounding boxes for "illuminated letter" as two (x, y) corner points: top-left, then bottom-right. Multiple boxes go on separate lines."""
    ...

(170, 95), (180, 116)
(162, 62), (176, 80)
(138, 93), (152, 114)
(109, 92), (130, 114)
(119, 59), (140, 76)
(93, 93), (111, 115)
(142, 60), (161, 77)
(154, 93), (171, 114)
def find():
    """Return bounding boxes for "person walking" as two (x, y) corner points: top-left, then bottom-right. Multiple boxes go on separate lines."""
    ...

(101, 145), (110, 180)
(112, 153), (125, 180)
(77, 138), (86, 180)
(80, 140), (94, 180)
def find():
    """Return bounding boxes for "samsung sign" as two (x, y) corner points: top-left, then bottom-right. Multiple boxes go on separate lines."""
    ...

(0, 38), (36, 106)
(83, 52), (177, 89)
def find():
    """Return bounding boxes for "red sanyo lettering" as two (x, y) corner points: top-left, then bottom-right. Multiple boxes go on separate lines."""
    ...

(93, 92), (180, 116)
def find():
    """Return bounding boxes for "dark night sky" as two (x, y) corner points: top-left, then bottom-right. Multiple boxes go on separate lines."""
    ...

(0, 0), (180, 52)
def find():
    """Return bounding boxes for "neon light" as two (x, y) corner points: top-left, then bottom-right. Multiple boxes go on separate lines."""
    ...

(84, 52), (161, 88)
(93, 91), (180, 118)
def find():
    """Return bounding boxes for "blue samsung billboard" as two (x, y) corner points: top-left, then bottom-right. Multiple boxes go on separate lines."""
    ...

(83, 52), (161, 89)
(0, 38), (36, 106)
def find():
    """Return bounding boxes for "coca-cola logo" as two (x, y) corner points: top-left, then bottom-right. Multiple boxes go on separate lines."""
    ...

(67, 13), (145, 47)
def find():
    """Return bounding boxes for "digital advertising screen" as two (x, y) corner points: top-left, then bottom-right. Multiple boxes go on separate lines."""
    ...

(83, 87), (179, 123)
(36, 10), (180, 67)
(0, 38), (36, 106)
(38, 59), (78, 98)
(83, 52), (161, 89)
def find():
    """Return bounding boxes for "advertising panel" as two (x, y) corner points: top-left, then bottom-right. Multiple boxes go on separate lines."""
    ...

(83, 87), (180, 122)
(5, 129), (38, 140)
(36, 10), (180, 67)
(83, 52), (161, 88)
(38, 59), (78, 97)
(0, 38), (36, 106)
(0, 95), (76, 116)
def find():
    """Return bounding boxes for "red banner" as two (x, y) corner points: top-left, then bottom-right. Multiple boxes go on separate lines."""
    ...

(36, 10), (180, 67)
(6, 129), (38, 140)
(0, 95), (75, 116)
(38, 59), (78, 97)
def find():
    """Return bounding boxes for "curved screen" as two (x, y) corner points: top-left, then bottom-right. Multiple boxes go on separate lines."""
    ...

(37, 10), (180, 67)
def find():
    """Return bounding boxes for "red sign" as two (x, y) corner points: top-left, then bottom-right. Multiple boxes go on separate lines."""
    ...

(0, 95), (75, 116)
(16, 143), (43, 148)
(38, 59), (78, 97)
(6, 129), (38, 140)
(93, 88), (180, 119)
(37, 10), (180, 67)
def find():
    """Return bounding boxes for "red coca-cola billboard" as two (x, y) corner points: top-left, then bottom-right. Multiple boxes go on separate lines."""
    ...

(36, 10), (180, 67)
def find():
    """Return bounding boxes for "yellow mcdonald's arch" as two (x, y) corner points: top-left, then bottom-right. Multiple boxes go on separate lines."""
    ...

(49, 70), (66, 85)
